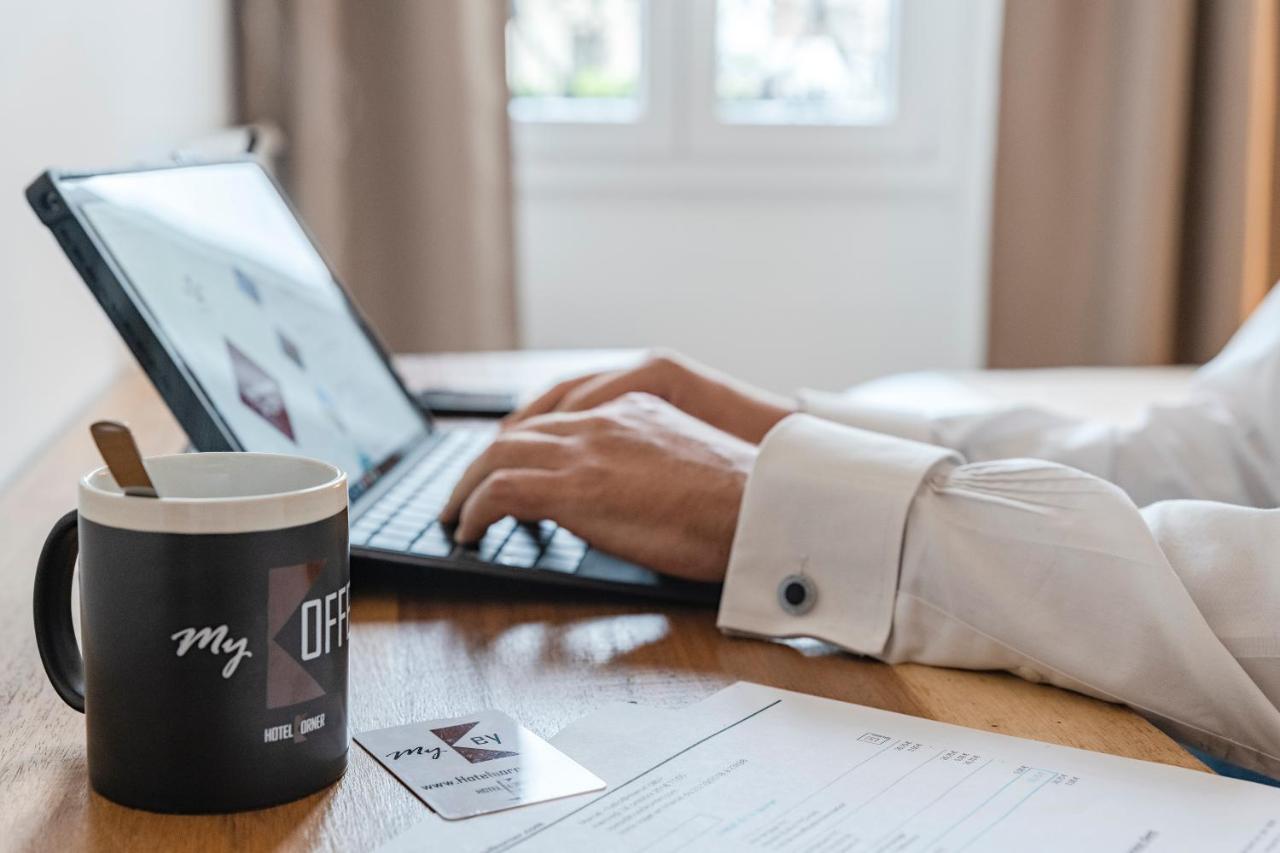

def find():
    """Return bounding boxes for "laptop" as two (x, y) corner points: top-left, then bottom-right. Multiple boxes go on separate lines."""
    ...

(27, 159), (718, 603)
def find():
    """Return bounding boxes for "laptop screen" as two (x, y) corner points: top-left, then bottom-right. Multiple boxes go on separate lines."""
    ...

(62, 162), (429, 500)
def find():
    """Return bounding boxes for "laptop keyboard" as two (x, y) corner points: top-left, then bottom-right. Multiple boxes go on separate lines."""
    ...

(349, 428), (589, 574)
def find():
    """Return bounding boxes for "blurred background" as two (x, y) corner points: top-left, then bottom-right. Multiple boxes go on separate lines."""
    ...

(2, 0), (1278, 486)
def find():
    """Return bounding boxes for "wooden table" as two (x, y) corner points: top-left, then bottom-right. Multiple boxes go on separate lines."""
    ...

(0, 350), (1205, 852)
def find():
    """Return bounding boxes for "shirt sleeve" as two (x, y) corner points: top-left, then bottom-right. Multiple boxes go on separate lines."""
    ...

(719, 417), (1280, 777)
(721, 286), (1280, 775)
(795, 285), (1280, 509)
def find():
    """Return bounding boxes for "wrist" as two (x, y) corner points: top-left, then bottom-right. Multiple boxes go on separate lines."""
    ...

(655, 353), (795, 443)
(737, 396), (796, 444)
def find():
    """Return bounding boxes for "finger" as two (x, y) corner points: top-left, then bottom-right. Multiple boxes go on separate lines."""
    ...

(486, 408), (611, 442)
(552, 369), (650, 414)
(505, 373), (600, 427)
(441, 432), (569, 523)
(455, 469), (566, 542)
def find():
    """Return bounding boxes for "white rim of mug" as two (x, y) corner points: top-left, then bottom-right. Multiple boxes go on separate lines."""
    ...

(78, 452), (348, 535)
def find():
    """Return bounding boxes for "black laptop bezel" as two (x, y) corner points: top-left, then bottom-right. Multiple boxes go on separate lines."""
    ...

(26, 158), (435, 502)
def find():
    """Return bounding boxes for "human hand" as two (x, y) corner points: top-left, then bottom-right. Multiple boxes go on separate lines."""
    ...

(506, 352), (794, 444)
(441, 392), (756, 582)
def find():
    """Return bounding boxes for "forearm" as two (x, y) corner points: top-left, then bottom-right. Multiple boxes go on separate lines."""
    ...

(794, 286), (1280, 508)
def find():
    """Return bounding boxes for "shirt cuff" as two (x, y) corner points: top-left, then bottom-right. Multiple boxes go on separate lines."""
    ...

(797, 388), (938, 445)
(717, 413), (959, 656)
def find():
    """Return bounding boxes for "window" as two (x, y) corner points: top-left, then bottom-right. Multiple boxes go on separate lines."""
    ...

(505, 0), (897, 127)
(505, 0), (983, 194)
(506, 0), (644, 123)
(715, 0), (896, 126)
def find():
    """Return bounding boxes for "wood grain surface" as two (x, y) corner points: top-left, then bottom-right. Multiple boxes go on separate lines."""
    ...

(0, 351), (1205, 852)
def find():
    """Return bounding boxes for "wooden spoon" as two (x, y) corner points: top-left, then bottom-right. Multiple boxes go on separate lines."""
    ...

(90, 420), (159, 498)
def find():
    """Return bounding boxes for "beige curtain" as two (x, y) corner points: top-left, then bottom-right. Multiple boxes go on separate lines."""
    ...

(234, 0), (518, 353)
(988, 0), (1280, 367)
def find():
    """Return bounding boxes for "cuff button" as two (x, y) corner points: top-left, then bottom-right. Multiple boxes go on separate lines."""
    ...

(778, 574), (816, 615)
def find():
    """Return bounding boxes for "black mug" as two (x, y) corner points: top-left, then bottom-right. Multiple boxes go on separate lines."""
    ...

(33, 452), (350, 813)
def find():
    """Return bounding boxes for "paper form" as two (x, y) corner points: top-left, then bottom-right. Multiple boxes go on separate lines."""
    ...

(379, 683), (1280, 852)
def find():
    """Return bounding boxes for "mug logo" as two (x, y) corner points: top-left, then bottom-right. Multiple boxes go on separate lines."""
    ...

(430, 721), (518, 764)
(266, 561), (349, 709)
(169, 624), (253, 678)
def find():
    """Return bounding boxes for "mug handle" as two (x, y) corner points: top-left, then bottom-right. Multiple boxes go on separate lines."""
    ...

(33, 510), (86, 712)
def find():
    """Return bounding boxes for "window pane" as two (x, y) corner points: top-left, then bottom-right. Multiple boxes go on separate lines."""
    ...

(507, 0), (644, 123)
(716, 0), (897, 126)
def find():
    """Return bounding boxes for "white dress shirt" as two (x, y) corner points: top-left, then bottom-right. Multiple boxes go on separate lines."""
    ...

(719, 285), (1280, 777)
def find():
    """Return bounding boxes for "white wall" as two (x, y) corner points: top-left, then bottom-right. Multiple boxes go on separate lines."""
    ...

(0, 1), (232, 486)
(515, 1), (1004, 394)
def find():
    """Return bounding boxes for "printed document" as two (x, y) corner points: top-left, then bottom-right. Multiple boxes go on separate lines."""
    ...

(380, 682), (1280, 852)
